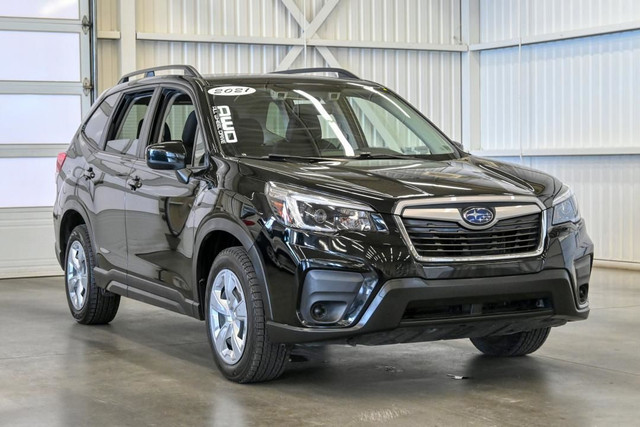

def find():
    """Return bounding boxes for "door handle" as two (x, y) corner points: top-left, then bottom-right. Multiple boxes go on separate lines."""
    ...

(83, 167), (95, 180)
(127, 176), (142, 191)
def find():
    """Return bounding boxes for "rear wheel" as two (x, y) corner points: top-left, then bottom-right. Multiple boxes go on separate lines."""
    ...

(470, 327), (551, 356)
(65, 224), (120, 324)
(205, 247), (289, 383)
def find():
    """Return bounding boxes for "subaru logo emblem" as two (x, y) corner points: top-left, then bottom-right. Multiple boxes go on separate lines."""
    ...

(462, 207), (494, 226)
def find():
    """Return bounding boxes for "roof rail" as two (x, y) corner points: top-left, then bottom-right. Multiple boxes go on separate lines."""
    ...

(118, 65), (202, 84)
(271, 67), (360, 80)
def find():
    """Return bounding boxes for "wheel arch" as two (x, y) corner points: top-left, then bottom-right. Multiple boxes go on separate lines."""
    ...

(58, 200), (93, 267)
(193, 217), (272, 321)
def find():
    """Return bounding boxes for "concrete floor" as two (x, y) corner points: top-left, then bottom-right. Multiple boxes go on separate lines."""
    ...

(0, 268), (639, 426)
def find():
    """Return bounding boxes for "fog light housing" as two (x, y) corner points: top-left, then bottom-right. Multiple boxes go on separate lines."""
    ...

(342, 275), (377, 324)
(574, 254), (592, 307)
(300, 270), (377, 326)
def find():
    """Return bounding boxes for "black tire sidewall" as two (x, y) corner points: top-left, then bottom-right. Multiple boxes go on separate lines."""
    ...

(471, 327), (550, 356)
(64, 225), (96, 321)
(204, 249), (261, 381)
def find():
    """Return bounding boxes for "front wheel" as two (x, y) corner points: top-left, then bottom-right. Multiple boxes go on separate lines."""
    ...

(470, 327), (551, 357)
(205, 247), (289, 383)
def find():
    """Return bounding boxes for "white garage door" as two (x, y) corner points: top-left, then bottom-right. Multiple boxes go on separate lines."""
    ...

(0, 0), (92, 278)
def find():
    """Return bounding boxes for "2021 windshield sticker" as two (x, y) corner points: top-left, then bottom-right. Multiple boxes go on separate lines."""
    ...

(212, 105), (237, 143)
(208, 86), (256, 96)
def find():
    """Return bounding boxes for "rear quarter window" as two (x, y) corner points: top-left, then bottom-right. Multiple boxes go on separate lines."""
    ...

(83, 93), (118, 147)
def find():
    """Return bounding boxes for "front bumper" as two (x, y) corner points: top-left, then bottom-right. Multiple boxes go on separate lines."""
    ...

(267, 268), (588, 344)
(253, 208), (593, 344)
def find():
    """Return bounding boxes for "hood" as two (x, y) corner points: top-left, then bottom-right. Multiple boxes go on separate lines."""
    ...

(236, 155), (563, 213)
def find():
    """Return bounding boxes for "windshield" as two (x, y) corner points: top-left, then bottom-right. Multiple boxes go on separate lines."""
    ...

(208, 82), (457, 159)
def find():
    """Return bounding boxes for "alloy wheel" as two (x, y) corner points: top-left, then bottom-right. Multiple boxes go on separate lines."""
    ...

(209, 269), (248, 365)
(67, 240), (88, 310)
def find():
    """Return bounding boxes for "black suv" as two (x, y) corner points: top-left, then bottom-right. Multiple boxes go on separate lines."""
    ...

(54, 65), (593, 383)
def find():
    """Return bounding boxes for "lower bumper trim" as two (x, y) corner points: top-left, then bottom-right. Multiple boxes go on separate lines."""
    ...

(267, 269), (588, 344)
(347, 314), (565, 346)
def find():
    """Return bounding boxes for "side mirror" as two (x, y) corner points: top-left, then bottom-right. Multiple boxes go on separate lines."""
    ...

(146, 141), (187, 170)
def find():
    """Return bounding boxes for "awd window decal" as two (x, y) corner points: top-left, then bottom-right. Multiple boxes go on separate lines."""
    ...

(212, 105), (237, 143)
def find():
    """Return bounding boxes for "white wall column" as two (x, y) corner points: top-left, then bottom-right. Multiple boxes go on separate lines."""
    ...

(460, 0), (480, 151)
(118, 0), (136, 75)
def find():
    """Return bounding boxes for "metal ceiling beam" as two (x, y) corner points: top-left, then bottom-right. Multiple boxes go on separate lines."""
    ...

(127, 21), (640, 55)
(469, 20), (640, 51)
(97, 30), (120, 39)
(134, 32), (466, 52)
(470, 147), (640, 157)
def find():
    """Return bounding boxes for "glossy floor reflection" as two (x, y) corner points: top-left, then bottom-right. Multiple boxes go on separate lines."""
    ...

(0, 268), (639, 426)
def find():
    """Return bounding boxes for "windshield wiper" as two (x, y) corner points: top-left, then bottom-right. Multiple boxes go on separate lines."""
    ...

(349, 152), (411, 160)
(261, 154), (328, 163)
(243, 152), (412, 162)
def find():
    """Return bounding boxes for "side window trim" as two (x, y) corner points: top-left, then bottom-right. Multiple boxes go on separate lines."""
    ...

(134, 87), (162, 159)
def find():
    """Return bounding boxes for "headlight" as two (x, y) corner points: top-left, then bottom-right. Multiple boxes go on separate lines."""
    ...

(265, 182), (386, 232)
(552, 186), (581, 225)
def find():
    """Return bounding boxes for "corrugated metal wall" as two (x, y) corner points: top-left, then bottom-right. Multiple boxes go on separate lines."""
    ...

(479, 0), (640, 264)
(480, 31), (640, 152)
(135, 0), (300, 36)
(96, 0), (462, 140)
(527, 156), (640, 262)
(318, 0), (460, 43)
(480, 0), (640, 42)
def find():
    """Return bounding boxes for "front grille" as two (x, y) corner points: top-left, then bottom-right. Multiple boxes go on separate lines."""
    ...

(402, 213), (542, 258)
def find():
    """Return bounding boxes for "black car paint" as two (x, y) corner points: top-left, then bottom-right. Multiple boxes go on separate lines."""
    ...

(54, 73), (593, 344)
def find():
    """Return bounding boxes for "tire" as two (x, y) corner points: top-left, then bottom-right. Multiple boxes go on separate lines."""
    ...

(470, 327), (551, 357)
(205, 247), (289, 383)
(64, 224), (120, 325)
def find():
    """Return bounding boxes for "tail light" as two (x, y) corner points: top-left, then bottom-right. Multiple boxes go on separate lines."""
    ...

(56, 152), (67, 174)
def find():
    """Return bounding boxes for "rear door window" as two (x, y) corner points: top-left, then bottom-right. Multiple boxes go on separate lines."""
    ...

(105, 91), (154, 156)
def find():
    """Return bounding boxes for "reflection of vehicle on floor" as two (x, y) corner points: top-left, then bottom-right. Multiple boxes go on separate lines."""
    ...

(54, 65), (593, 383)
